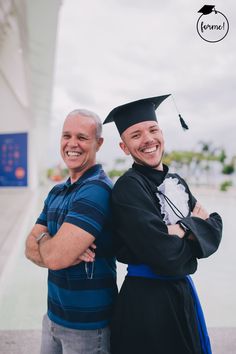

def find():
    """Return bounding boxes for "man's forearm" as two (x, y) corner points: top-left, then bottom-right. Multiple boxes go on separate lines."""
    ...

(38, 223), (96, 270)
(38, 235), (77, 269)
(25, 234), (47, 267)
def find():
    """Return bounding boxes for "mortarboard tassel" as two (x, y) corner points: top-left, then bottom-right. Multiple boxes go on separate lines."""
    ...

(179, 114), (189, 130)
(171, 95), (189, 131)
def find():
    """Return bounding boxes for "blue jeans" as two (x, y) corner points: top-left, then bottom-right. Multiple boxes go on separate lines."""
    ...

(40, 314), (111, 354)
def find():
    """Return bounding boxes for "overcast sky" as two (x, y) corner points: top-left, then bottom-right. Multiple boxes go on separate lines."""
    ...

(50, 0), (236, 170)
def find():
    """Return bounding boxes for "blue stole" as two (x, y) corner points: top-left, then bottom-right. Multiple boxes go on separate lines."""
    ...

(127, 264), (212, 354)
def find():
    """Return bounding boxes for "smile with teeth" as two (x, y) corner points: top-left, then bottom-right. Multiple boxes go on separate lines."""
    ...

(66, 151), (82, 157)
(141, 146), (158, 154)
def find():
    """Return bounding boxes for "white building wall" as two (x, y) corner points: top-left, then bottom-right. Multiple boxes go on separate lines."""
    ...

(0, 74), (29, 132)
(0, 0), (61, 189)
(0, 0), (30, 130)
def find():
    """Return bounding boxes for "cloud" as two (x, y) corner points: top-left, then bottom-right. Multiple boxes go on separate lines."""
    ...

(50, 0), (236, 168)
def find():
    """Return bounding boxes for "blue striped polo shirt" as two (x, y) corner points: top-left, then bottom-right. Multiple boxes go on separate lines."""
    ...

(36, 164), (117, 330)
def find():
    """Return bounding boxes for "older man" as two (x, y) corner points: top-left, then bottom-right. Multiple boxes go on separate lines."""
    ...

(25, 109), (117, 354)
(103, 95), (222, 354)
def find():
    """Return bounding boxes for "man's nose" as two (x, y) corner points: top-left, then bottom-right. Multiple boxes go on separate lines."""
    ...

(142, 131), (154, 143)
(68, 137), (78, 146)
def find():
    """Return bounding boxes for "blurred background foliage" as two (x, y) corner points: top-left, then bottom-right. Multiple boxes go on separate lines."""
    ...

(47, 141), (235, 191)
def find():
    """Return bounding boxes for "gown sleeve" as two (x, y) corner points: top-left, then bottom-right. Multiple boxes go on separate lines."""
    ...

(112, 174), (198, 277)
(178, 213), (222, 258)
(176, 175), (223, 258)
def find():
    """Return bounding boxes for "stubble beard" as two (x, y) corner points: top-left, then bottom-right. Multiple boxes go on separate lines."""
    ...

(132, 151), (164, 170)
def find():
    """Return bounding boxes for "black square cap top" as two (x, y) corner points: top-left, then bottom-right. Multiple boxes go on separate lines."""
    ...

(198, 5), (215, 15)
(103, 94), (170, 135)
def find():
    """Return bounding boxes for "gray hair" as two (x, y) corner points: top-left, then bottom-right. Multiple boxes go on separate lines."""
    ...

(67, 109), (102, 139)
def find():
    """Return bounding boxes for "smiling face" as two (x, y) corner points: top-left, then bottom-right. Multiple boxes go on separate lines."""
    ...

(120, 120), (164, 170)
(60, 114), (103, 182)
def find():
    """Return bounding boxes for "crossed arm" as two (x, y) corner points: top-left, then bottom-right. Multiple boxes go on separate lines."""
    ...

(25, 222), (96, 270)
(167, 202), (209, 238)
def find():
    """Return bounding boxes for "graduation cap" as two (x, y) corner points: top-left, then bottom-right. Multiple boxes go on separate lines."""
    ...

(103, 94), (188, 135)
(198, 5), (216, 15)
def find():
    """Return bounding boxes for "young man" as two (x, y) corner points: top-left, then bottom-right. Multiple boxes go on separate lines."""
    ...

(103, 95), (222, 354)
(25, 109), (117, 354)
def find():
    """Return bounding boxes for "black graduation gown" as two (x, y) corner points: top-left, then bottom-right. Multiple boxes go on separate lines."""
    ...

(111, 163), (222, 354)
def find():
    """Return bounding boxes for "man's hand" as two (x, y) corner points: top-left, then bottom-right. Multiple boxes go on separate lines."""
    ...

(167, 224), (185, 239)
(192, 202), (209, 220)
(72, 243), (96, 265)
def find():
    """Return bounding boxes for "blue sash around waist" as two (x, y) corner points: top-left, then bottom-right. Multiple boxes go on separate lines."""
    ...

(127, 264), (212, 354)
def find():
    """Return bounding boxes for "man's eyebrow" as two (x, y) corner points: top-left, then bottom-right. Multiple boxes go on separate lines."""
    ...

(128, 125), (158, 135)
(128, 129), (141, 136)
(77, 132), (89, 138)
(149, 125), (159, 129)
(62, 131), (89, 138)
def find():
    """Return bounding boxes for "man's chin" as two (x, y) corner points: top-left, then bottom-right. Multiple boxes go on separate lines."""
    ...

(134, 157), (163, 170)
(145, 162), (163, 170)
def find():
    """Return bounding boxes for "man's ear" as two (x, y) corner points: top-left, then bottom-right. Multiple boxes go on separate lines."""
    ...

(96, 137), (104, 151)
(119, 141), (130, 156)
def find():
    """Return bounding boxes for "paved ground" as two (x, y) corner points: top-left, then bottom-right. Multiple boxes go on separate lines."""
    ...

(208, 328), (236, 354)
(0, 330), (41, 354)
(0, 187), (236, 353)
(0, 188), (32, 278)
(0, 328), (236, 353)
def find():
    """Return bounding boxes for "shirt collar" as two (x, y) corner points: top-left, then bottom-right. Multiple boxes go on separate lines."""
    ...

(64, 164), (102, 188)
(132, 162), (169, 185)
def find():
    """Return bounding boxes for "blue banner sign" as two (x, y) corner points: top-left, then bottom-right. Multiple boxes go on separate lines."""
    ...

(0, 133), (28, 187)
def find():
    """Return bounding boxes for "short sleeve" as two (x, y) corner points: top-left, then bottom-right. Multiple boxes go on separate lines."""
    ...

(36, 196), (49, 226)
(64, 181), (112, 239)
